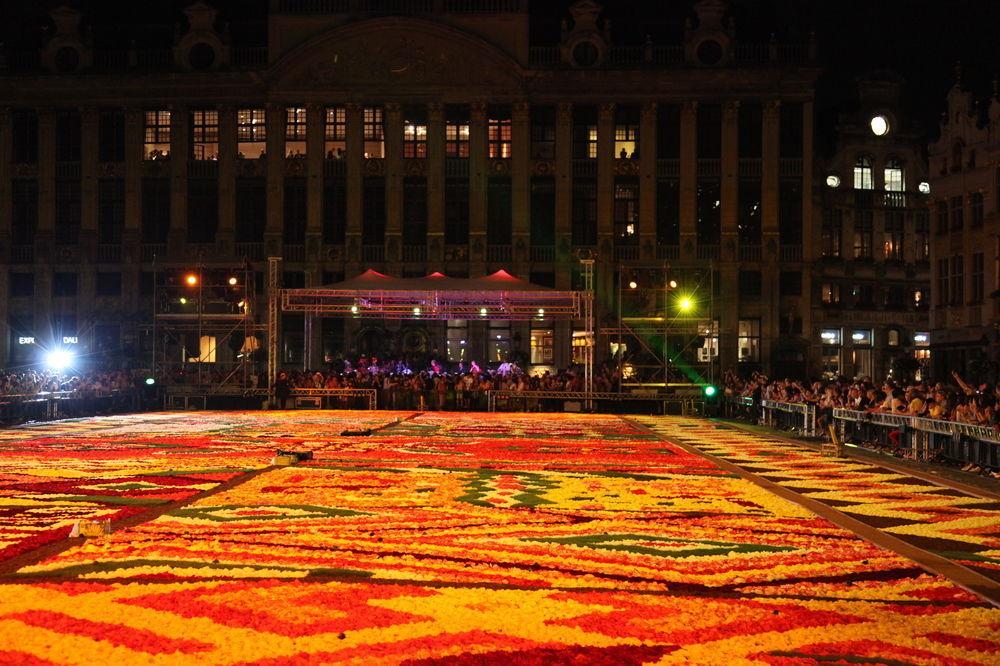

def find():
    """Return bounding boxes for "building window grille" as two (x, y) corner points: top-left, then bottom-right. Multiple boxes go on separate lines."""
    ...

(403, 107), (428, 159)
(738, 319), (761, 363)
(883, 211), (905, 261)
(821, 209), (842, 257)
(853, 155), (873, 190)
(445, 105), (470, 158)
(324, 106), (346, 158)
(237, 108), (266, 159)
(285, 106), (307, 157)
(530, 106), (556, 160)
(363, 106), (385, 158)
(852, 209), (873, 259)
(614, 105), (639, 159)
(143, 110), (171, 160)
(488, 114), (512, 159)
(613, 179), (639, 244)
(191, 109), (218, 160)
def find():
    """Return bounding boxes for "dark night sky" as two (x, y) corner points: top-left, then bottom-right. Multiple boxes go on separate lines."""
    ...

(2, 0), (998, 145)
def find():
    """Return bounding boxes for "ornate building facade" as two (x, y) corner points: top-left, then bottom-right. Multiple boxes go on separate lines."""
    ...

(0, 0), (818, 377)
(928, 71), (1000, 384)
(810, 74), (931, 381)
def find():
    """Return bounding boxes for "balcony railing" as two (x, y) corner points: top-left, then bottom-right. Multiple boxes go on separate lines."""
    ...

(402, 244), (427, 262)
(141, 243), (166, 262)
(487, 245), (512, 262)
(738, 244), (762, 262)
(614, 245), (639, 262)
(697, 244), (720, 261)
(530, 246), (555, 263)
(444, 158), (469, 177)
(528, 46), (561, 66)
(284, 244), (306, 262)
(362, 245), (385, 263)
(780, 245), (803, 262)
(235, 242), (265, 261)
(572, 159), (597, 177)
(656, 244), (679, 261)
(656, 159), (680, 178)
(10, 245), (34, 264)
(697, 159), (720, 177)
(231, 47), (268, 67)
(883, 192), (907, 208)
(96, 244), (122, 263)
(779, 158), (802, 176)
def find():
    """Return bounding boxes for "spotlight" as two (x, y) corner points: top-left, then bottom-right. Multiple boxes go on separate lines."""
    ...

(185, 274), (198, 286)
(179, 297), (187, 305)
(678, 296), (693, 313)
(350, 304), (359, 314)
(228, 277), (238, 286)
(145, 377), (156, 386)
(237, 300), (246, 308)
(537, 308), (545, 317)
(479, 307), (488, 317)
(413, 307), (421, 316)
(668, 280), (678, 289)
(45, 349), (73, 370)
(703, 385), (717, 397)
(628, 280), (638, 289)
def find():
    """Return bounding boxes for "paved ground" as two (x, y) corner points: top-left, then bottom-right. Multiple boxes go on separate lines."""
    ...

(1, 411), (998, 664)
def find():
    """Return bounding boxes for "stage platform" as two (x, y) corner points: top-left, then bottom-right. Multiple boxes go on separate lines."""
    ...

(1, 411), (997, 663)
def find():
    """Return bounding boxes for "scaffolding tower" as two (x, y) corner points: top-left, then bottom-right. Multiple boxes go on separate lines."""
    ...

(150, 262), (265, 394)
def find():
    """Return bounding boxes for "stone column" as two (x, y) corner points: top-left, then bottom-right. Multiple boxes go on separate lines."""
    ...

(384, 102), (403, 263)
(596, 102), (615, 247)
(80, 107), (99, 262)
(639, 102), (657, 261)
(679, 101), (697, 258)
(265, 104), (285, 256)
(554, 102), (572, 280)
(469, 101), (487, 268)
(345, 103), (363, 273)
(123, 108), (142, 313)
(800, 99), (815, 346)
(168, 106), (189, 254)
(511, 101), (530, 270)
(306, 104), (324, 261)
(217, 105), (236, 252)
(761, 100), (781, 372)
(427, 102), (445, 264)
(719, 100), (740, 372)
(35, 109), (55, 343)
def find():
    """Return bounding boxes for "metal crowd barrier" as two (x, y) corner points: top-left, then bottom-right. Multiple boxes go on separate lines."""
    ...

(832, 408), (1000, 467)
(761, 399), (817, 437)
(486, 390), (704, 415)
(0, 390), (141, 424)
(288, 388), (378, 410)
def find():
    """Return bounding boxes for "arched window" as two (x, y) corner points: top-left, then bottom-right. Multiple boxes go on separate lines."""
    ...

(884, 158), (904, 192)
(951, 141), (963, 172)
(853, 155), (873, 190)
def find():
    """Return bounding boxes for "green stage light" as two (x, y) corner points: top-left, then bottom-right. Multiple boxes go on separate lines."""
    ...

(703, 385), (717, 397)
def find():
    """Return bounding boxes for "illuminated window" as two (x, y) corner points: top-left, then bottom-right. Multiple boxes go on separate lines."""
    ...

(190, 109), (218, 160)
(363, 106), (384, 158)
(738, 319), (760, 363)
(285, 107), (307, 157)
(445, 105), (470, 158)
(237, 108), (266, 159)
(852, 155), (873, 190)
(887, 329), (899, 346)
(324, 106), (346, 158)
(851, 329), (872, 346)
(697, 320), (719, 362)
(530, 328), (554, 364)
(613, 179), (639, 244)
(143, 110), (171, 160)
(820, 328), (842, 345)
(884, 158), (904, 191)
(573, 106), (597, 159)
(883, 210), (904, 261)
(821, 283), (841, 305)
(488, 113), (512, 159)
(614, 105), (639, 159)
(572, 330), (591, 364)
(913, 331), (930, 347)
(402, 107), (427, 159)
(488, 321), (510, 362)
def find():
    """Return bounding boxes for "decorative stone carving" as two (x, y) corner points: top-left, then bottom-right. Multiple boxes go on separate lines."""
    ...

(404, 159), (427, 177)
(364, 158), (385, 177)
(614, 160), (640, 176)
(286, 28), (521, 91)
(532, 160), (556, 176)
(488, 159), (511, 175)
(42, 6), (92, 74)
(237, 158), (265, 178)
(174, 2), (230, 71)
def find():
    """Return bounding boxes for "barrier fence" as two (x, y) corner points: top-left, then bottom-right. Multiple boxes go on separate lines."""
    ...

(0, 390), (143, 424)
(487, 390), (705, 415)
(722, 395), (1000, 467)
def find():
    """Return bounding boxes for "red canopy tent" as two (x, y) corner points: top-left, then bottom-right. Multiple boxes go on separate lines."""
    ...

(266, 261), (595, 398)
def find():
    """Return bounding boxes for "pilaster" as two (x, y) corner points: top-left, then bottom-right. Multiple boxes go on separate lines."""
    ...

(305, 104), (324, 258)
(168, 105), (189, 253)
(265, 104), (284, 253)
(679, 101), (697, 256)
(596, 102), (615, 246)
(639, 102), (657, 261)
(384, 102), (403, 262)
(427, 102), (445, 263)
(217, 105), (236, 247)
(345, 103), (363, 270)
(469, 101), (487, 267)
(720, 100), (739, 262)
(511, 101), (530, 268)
(80, 107), (99, 261)
(554, 102), (572, 278)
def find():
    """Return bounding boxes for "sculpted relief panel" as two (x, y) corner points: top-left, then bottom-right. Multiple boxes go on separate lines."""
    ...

(281, 26), (522, 92)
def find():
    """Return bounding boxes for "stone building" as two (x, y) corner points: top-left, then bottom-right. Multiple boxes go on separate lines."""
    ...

(0, 0), (818, 379)
(927, 69), (1000, 384)
(810, 73), (931, 381)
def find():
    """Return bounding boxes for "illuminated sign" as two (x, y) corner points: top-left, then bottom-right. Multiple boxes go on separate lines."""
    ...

(62, 336), (79, 344)
(17, 336), (35, 345)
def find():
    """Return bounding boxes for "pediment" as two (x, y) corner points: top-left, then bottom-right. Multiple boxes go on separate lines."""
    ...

(273, 19), (523, 92)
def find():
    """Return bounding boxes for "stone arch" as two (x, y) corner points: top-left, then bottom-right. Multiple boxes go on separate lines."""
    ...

(269, 17), (524, 94)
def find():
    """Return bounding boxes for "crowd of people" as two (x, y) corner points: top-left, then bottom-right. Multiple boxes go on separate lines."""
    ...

(724, 370), (1000, 429)
(0, 369), (141, 398)
(274, 356), (621, 410)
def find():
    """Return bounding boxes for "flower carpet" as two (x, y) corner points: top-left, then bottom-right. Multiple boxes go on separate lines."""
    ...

(633, 416), (1000, 586)
(1, 411), (999, 664)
